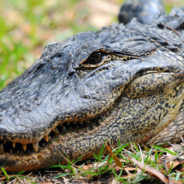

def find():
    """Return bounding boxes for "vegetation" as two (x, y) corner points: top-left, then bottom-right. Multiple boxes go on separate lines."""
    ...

(0, 142), (184, 183)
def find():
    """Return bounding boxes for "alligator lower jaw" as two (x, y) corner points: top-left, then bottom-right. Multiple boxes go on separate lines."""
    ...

(1, 104), (184, 172)
(0, 121), (105, 172)
(1, 115), (184, 172)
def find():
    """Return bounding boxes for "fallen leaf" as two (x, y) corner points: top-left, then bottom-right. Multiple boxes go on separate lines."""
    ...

(177, 167), (184, 172)
(121, 174), (137, 178)
(0, 176), (6, 180)
(124, 167), (137, 171)
(171, 144), (183, 153)
(105, 143), (122, 168)
(128, 157), (182, 184)
(166, 160), (181, 169)
(82, 165), (89, 170)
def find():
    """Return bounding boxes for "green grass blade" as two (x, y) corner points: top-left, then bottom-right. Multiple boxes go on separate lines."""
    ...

(1, 167), (9, 180)
(153, 146), (177, 155)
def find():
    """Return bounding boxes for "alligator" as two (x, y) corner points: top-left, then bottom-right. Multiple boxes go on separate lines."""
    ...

(1, 6), (184, 172)
(118, 0), (165, 24)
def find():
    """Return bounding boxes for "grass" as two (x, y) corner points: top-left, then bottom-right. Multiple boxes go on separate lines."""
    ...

(0, 0), (184, 183)
(45, 143), (184, 183)
(0, 142), (184, 183)
(0, 0), (99, 90)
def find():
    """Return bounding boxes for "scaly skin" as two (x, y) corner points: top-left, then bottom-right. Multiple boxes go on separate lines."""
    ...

(1, 7), (184, 172)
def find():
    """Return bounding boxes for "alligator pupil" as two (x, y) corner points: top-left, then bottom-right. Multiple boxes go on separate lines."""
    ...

(84, 52), (103, 65)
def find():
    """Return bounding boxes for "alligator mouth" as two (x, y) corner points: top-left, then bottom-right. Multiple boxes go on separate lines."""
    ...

(0, 70), (181, 155)
(0, 116), (104, 155)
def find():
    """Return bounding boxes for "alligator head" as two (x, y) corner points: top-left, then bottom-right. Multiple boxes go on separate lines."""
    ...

(0, 19), (184, 172)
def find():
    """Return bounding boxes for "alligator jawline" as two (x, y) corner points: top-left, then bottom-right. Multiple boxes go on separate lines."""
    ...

(0, 115), (106, 155)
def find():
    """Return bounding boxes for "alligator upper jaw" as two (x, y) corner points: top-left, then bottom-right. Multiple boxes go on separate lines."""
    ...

(0, 114), (105, 154)
(0, 103), (113, 172)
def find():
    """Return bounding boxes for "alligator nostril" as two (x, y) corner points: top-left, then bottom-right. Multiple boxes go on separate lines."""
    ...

(68, 71), (75, 77)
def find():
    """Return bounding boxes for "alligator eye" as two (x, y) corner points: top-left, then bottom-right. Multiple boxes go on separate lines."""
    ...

(80, 52), (105, 68)
(85, 52), (103, 65)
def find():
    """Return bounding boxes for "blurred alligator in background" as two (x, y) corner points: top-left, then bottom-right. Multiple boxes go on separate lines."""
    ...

(0, 1), (184, 172)
(119, 0), (165, 24)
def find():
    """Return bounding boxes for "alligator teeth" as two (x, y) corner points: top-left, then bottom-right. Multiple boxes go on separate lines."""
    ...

(68, 126), (73, 130)
(44, 135), (49, 142)
(3, 140), (6, 144)
(61, 126), (67, 132)
(22, 144), (27, 151)
(54, 128), (59, 136)
(12, 143), (16, 148)
(0, 144), (4, 154)
(32, 142), (39, 152)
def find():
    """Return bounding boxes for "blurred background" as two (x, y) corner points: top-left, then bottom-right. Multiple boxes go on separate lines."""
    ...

(0, 0), (183, 90)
